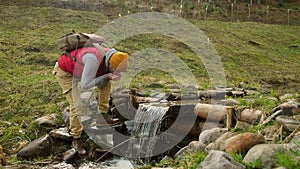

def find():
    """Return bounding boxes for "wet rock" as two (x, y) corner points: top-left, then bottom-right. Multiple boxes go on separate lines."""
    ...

(239, 109), (263, 125)
(231, 90), (246, 97)
(277, 101), (299, 115)
(49, 127), (72, 141)
(41, 162), (75, 169)
(243, 144), (299, 169)
(225, 133), (266, 154)
(276, 116), (300, 132)
(198, 127), (228, 145)
(199, 90), (229, 99)
(78, 162), (99, 168)
(262, 100), (299, 125)
(165, 84), (179, 89)
(17, 134), (53, 159)
(221, 99), (240, 106)
(233, 121), (251, 131)
(244, 89), (260, 96)
(260, 125), (281, 142)
(166, 92), (181, 101)
(206, 132), (237, 151)
(150, 92), (167, 100)
(63, 148), (78, 163)
(174, 141), (206, 158)
(33, 114), (57, 128)
(182, 93), (199, 100)
(197, 150), (246, 169)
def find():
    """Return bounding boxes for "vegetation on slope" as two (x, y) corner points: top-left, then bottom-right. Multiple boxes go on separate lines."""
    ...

(0, 3), (299, 166)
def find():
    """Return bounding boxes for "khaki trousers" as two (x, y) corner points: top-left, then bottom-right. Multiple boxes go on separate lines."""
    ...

(53, 63), (111, 138)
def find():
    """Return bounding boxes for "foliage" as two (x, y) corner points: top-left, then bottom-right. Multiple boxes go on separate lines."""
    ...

(273, 140), (300, 169)
(230, 152), (262, 169)
(0, 2), (299, 168)
(150, 151), (207, 169)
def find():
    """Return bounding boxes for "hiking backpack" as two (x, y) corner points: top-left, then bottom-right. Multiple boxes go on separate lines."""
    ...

(56, 31), (107, 63)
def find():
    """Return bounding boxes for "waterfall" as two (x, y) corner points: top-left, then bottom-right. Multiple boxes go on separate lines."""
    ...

(127, 105), (168, 163)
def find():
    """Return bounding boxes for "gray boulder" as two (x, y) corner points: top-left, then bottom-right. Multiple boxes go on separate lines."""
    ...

(198, 128), (228, 145)
(197, 150), (245, 169)
(17, 134), (53, 159)
(243, 144), (299, 169)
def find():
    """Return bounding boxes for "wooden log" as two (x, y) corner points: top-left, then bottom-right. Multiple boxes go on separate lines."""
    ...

(194, 103), (233, 123)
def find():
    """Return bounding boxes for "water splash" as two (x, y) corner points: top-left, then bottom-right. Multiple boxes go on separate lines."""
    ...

(127, 105), (168, 163)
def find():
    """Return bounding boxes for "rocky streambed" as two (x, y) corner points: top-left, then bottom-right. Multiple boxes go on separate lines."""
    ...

(3, 84), (300, 169)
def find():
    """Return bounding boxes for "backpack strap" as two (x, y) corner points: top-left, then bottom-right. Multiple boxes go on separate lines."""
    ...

(92, 43), (106, 57)
(64, 51), (84, 66)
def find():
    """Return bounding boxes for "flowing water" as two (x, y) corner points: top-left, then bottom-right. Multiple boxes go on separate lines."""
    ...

(126, 105), (168, 163)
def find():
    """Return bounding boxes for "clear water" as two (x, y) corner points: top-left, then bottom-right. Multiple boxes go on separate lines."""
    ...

(126, 105), (168, 163)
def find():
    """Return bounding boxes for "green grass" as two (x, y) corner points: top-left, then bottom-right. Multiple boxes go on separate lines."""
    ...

(273, 141), (300, 169)
(137, 151), (207, 169)
(0, 3), (299, 166)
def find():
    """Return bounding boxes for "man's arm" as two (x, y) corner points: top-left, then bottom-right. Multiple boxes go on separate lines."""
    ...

(81, 53), (109, 90)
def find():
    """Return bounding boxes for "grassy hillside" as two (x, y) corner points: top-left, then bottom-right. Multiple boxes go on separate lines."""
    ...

(0, 4), (299, 158)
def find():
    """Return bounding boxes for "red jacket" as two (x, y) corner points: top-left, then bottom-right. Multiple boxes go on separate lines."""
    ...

(58, 47), (109, 78)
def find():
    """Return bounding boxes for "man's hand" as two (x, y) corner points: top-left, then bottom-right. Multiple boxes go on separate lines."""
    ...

(107, 73), (121, 81)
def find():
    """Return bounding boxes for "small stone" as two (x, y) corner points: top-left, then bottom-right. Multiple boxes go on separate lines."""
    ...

(33, 114), (57, 128)
(63, 148), (77, 163)
(221, 99), (240, 106)
(234, 121), (251, 131)
(41, 162), (75, 169)
(49, 127), (72, 141)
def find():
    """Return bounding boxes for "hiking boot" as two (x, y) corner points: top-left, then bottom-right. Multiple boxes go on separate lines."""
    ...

(96, 113), (120, 126)
(72, 138), (86, 155)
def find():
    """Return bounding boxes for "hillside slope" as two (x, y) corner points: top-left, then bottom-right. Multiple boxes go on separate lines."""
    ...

(0, 5), (299, 155)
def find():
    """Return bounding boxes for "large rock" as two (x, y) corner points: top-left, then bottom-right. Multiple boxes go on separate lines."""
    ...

(17, 134), (53, 159)
(206, 132), (237, 151)
(198, 127), (228, 145)
(239, 109), (263, 125)
(174, 141), (206, 158)
(276, 116), (300, 132)
(263, 101), (299, 125)
(243, 144), (299, 169)
(225, 133), (266, 154)
(197, 150), (245, 169)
